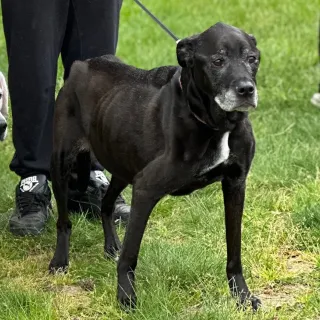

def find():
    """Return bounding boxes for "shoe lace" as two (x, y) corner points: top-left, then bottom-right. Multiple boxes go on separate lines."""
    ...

(17, 192), (49, 217)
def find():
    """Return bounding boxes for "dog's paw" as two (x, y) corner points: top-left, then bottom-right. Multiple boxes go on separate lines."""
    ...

(48, 258), (69, 274)
(104, 248), (121, 262)
(117, 288), (137, 312)
(237, 293), (261, 312)
(250, 295), (261, 311)
(104, 239), (122, 261)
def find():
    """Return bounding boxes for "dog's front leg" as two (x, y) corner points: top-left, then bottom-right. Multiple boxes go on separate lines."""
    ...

(117, 187), (159, 310)
(222, 177), (261, 311)
(116, 158), (184, 310)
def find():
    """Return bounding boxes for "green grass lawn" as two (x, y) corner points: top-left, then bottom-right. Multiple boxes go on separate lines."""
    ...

(0, 0), (319, 319)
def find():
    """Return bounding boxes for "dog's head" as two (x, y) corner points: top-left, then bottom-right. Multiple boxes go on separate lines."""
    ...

(177, 22), (260, 115)
(0, 72), (9, 141)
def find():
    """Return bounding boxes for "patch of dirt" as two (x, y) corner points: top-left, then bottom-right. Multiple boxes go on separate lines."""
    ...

(259, 249), (316, 310)
(285, 251), (315, 274)
(259, 283), (311, 309)
(45, 282), (93, 297)
(78, 278), (95, 292)
(52, 284), (91, 318)
(59, 285), (84, 296)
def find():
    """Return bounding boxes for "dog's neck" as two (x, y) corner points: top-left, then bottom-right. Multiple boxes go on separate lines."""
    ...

(178, 75), (209, 127)
(178, 69), (246, 133)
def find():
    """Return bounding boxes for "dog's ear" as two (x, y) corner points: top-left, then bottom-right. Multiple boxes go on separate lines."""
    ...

(248, 34), (257, 46)
(176, 37), (195, 68)
(0, 72), (9, 118)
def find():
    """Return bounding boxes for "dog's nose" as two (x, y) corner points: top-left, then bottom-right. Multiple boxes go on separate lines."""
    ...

(235, 81), (255, 97)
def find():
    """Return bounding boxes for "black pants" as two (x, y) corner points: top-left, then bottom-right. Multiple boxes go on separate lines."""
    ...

(1, 0), (122, 178)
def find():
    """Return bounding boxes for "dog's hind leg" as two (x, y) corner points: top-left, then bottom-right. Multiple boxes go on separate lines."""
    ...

(49, 150), (72, 273)
(222, 177), (261, 311)
(49, 148), (91, 273)
(101, 176), (128, 260)
(49, 87), (90, 273)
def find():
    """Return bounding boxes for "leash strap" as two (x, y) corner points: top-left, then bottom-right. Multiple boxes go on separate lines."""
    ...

(133, 0), (181, 43)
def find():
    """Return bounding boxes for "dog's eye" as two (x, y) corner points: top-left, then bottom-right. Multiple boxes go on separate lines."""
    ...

(0, 93), (2, 99)
(248, 56), (256, 64)
(213, 59), (224, 67)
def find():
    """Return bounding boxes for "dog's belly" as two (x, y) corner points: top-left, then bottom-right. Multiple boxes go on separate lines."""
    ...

(89, 85), (166, 183)
(89, 127), (165, 184)
(90, 141), (147, 183)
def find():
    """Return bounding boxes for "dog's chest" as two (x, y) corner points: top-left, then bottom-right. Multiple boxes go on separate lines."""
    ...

(197, 131), (230, 176)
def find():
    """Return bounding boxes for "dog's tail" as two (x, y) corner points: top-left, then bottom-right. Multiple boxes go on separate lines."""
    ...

(0, 72), (9, 118)
(53, 84), (92, 193)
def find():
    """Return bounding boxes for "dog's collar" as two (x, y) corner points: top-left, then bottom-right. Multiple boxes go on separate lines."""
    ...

(178, 76), (208, 126)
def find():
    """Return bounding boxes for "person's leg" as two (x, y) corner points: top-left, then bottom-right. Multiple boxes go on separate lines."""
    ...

(2, 0), (69, 177)
(62, 0), (122, 79)
(61, 0), (130, 224)
(62, 0), (121, 171)
(1, 0), (69, 235)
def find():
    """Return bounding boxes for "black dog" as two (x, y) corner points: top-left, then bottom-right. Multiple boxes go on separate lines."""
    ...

(49, 22), (261, 310)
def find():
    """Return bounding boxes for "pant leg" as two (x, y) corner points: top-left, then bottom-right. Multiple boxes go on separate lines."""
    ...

(61, 0), (122, 171)
(1, 0), (70, 178)
(62, 0), (122, 77)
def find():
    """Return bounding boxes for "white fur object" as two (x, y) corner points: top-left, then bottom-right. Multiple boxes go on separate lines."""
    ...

(0, 71), (9, 140)
(311, 92), (320, 108)
(0, 72), (8, 118)
(215, 87), (258, 112)
(199, 131), (230, 175)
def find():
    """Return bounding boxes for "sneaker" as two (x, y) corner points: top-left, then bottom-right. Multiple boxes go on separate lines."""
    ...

(311, 92), (320, 108)
(9, 174), (52, 236)
(113, 195), (131, 226)
(68, 170), (130, 225)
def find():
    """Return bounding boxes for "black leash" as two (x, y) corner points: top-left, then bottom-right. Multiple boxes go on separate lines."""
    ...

(133, 0), (181, 43)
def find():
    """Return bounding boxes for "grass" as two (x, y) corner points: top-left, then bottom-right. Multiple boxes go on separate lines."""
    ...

(0, 0), (319, 319)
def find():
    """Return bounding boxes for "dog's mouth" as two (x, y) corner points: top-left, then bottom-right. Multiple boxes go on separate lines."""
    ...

(214, 89), (258, 113)
(233, 102), (257, 112)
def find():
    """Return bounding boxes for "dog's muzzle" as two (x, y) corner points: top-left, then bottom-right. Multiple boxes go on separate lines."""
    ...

(215, 79), (258, 113)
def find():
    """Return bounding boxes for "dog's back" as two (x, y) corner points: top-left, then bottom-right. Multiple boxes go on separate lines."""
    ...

(61, 55), (178, 134)
(69, 54), (177, 101)
(87, 55), (178, 88)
